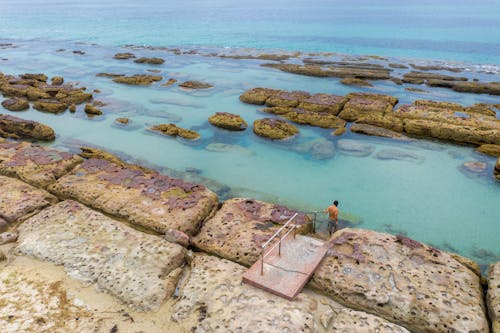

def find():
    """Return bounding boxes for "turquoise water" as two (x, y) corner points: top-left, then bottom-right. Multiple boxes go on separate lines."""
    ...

(0, 0), (499, 266)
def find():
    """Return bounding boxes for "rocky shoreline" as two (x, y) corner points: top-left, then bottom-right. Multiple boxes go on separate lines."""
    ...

(0, 139), (498, 332)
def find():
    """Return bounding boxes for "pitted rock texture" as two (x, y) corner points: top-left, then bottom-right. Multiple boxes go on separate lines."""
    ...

(192, 198), (310, 266)
(0, 269), (103, 333)
(0, 140), (83, 187)
(311, 228), (489, 333)
(337, 92), (398, 122)
(208, 112), (247, 131)
(172, 253), (316, 332)
(48, 158), (218, 235)
(172, 254), (409, 333)
(0, 175), (57, 223)
(488, 262), (500, 332)
(253, 118), (299, 140)
(16, 200), (186, 311)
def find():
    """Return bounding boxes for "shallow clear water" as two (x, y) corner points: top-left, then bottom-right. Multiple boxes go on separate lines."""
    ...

(0, 0), (499, 267)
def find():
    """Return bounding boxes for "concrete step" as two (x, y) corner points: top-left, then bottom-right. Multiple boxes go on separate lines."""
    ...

(242, 234), (327, 300)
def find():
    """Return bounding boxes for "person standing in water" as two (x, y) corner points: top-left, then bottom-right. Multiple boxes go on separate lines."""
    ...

(324, 200), (339, 235)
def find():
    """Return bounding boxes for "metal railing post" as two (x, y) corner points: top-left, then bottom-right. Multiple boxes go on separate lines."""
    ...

(278, 239), (281, 256)
(260, 253), (264, 275)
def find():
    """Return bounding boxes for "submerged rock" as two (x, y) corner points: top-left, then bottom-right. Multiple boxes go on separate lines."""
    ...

(1, 97), (29, 111)
(239, 87), (282, 105)
(262, 63), (392, 80)
(115, 117), (129, 124)
(208, 112), (247, 131)
(161, 78), (177, 87)
(340, 77), (373, 86)
(311, 229), (489, 333)
(192, 198), (310, 266)
(0, 175), (57, 223)
(293, 138), (336, 160)
(337, 139), (375, 157)
(0, 114), (56, 141)
(16, 200), (186, 311)
(133, 57), (165, 64)
(253, 118), (299, 140)
(205, 143), (253, 155)
(375, 149), (423, 162)
(112, 74), (163, 85)
(178, 80), (213, 89)
(350, 123), (409, 140)
(48, 158), (218, 235)
(488, 262), (500, 332)
(150, 123), (200, 140)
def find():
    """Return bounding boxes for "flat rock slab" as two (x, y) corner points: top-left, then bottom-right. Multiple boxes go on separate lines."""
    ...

(16, 200), (186, 311)
(0, 175), (57, 223)
(192, 198), (310, 266)
(243, 235), (327, 300)
(48, 158), (218, 235)
(311, 228), (489, 333)
(488, 262), (500, 333)
(172, 254), (409, 333)
(0, 140), (82, 187)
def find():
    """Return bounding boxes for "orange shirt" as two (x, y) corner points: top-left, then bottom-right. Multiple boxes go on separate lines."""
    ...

(326, 205), (338, 220)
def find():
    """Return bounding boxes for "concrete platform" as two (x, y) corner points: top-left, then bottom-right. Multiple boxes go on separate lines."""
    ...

(242, 234), (327, 300)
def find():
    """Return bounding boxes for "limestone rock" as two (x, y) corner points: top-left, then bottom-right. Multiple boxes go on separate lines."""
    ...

(16, 200), (186, 311)
(171, 253), (316, 331)
(112, 74), (163, 85)
(312, 229), (489, 333)
(253, 118), (298, 140)
(208, 112), (247, 131)
(133, 57), (165, 64)
(26, 86), (51, 101)
(55, 90), (92, 105)
(164, 228), (190, 247)
(495, 157), (500, 180)
(264, 107), (346, 129)
(0, 231), (17, 244)
(477, 144), (500, 157)
(48, 158), (218, 235)
(487, 262), (500, 332)
(179, 81), (213, 89)
(0, 114), (55, 141)
(0, 141), (83, 187)
(0, 175), (57, 223)
(161, 78), (177, 87)
(113, 52), (136, 60)
(465, 103), (497, 117)
(337, 139), (374, 157)
(20, 73), (48, 82)
(338, 92), (397, 122)
(262, 63), (391, 80)
(239, 87), (282, 105)
(298, 93), (347, 115)
(402, 71), (467, 84)
(265, 90), (311, 108)
(150, 123), (200, 140)
(0, 217), (7, 233)
(50, 76), (64, 85)
(115, 117), (129, 125)
(351, 123), (409, 140)
(1, 97), (29, 111)
(33, 99), (68, 113)
(192, 198), (310, 266)
(84, 103), (102, 115)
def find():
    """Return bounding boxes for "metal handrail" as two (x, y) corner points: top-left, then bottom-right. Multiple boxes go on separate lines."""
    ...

(260, 212), (298, 275)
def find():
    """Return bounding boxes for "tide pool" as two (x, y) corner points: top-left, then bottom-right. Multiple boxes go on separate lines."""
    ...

(0, 39), (499, 268)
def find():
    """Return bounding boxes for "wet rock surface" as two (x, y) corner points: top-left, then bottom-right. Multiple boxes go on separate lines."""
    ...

(179, 80), (213, 89)
(0, 140), (83, 187)
(262, 63), (392, 80)
(338, 92), (398, 122)
(113, 52), (136, 59)
(253, 118), (299, 140)
(488, 262), (500, 332)
(1, 97), (29, 111)
(312, 228), (489, 333)
(208, 112), (247, 131)
(48, 158), (218, 235)
(495, 157), (500, 180)
(192, 198), (310, 266)
(264, 107), (346, 129)
(477, 144), (500, 157)
(0, 175), (57, 224)
(83, 103), (102, 115)
(350, 123), (410, 140)
(150, 123), (201, 140)
(133, 57), (165, 64)
(16, 200), (186, 311)
(0, 114), (56, 141)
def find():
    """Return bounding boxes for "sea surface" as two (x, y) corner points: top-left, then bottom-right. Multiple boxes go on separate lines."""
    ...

(0, 0), (499, 267)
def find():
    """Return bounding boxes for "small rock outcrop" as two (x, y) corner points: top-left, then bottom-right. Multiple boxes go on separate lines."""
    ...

(350, 123), (410, 140)
(312, 229), (489, 333)
(150, 123), (200, 140)
(340, 77), (373, 86)
(84, 103), (102, 115)
(253, 118), (299, 140)
(0, 114), (55, 141)
(179, 81), (213, 89)
(133, 57), (165, 64)
(477, 144), (500, 157)
(337, 92), (398, 122)
(488, 262), (500, 332)
(48, 158), (218, 235)
(16, 200), (186, 311)
(113, 52), (136, 60)
(208, 112), (247, 131)
(192, 198), (309, 266)
(1, 97), (29, 111)
(32, 99), (68, 113)
(112, 74), (163, 85)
